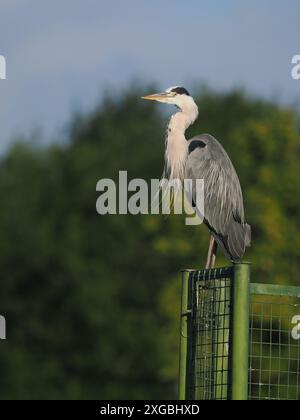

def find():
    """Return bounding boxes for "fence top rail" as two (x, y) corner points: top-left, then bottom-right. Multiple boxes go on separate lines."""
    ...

(181, 266), (300, 297)
(250, 283), (300, 298)
(181, 267), (234, 281)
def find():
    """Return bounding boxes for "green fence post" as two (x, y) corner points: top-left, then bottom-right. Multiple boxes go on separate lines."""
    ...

(178, 271), (191, 400)
(230, 262), (250, 400)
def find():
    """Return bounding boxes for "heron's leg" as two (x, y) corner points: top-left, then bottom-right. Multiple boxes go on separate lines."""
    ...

(210, 239), (218, 269)
(205, 236), (214, 269)
(205, 236), (218, 269)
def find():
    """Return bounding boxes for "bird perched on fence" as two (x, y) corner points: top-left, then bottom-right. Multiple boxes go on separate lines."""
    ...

(142, 86), (251, 268)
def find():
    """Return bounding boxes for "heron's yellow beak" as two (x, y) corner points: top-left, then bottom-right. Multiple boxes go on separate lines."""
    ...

(141, 92), (170, 101)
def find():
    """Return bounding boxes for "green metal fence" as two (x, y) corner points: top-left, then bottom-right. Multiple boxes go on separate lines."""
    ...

(179, 263), (300, 400)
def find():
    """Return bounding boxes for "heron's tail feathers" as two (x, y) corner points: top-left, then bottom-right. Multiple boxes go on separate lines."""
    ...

(214, 221), (251, 262)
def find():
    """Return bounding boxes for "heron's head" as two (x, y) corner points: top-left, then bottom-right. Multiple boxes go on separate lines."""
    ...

(142, 86), (197, 114)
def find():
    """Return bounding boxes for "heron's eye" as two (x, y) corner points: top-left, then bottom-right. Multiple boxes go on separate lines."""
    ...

(165, 89), (178, 97)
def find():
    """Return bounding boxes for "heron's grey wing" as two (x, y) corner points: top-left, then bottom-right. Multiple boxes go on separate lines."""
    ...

(185, 134), (251, 261)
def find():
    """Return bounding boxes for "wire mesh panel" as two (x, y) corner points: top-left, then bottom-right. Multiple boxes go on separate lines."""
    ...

(249, 285), (300, 400)
(179, 266), (300, 400)
(183, 268), (234, 400)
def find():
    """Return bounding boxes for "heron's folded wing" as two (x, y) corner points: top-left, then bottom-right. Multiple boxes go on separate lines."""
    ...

(185, 134), (250, 260)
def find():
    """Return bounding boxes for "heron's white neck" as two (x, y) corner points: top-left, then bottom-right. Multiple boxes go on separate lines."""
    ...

(165, 101), (198, 180)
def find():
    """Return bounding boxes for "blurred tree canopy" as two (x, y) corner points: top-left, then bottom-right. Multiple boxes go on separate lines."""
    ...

(0, 87), (299, 399)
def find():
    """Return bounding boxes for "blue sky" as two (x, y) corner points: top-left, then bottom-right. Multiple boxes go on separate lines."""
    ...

(0, 0), (300, 151)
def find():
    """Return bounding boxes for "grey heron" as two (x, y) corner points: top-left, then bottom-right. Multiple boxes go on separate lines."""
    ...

(142, 86), (251, 268)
